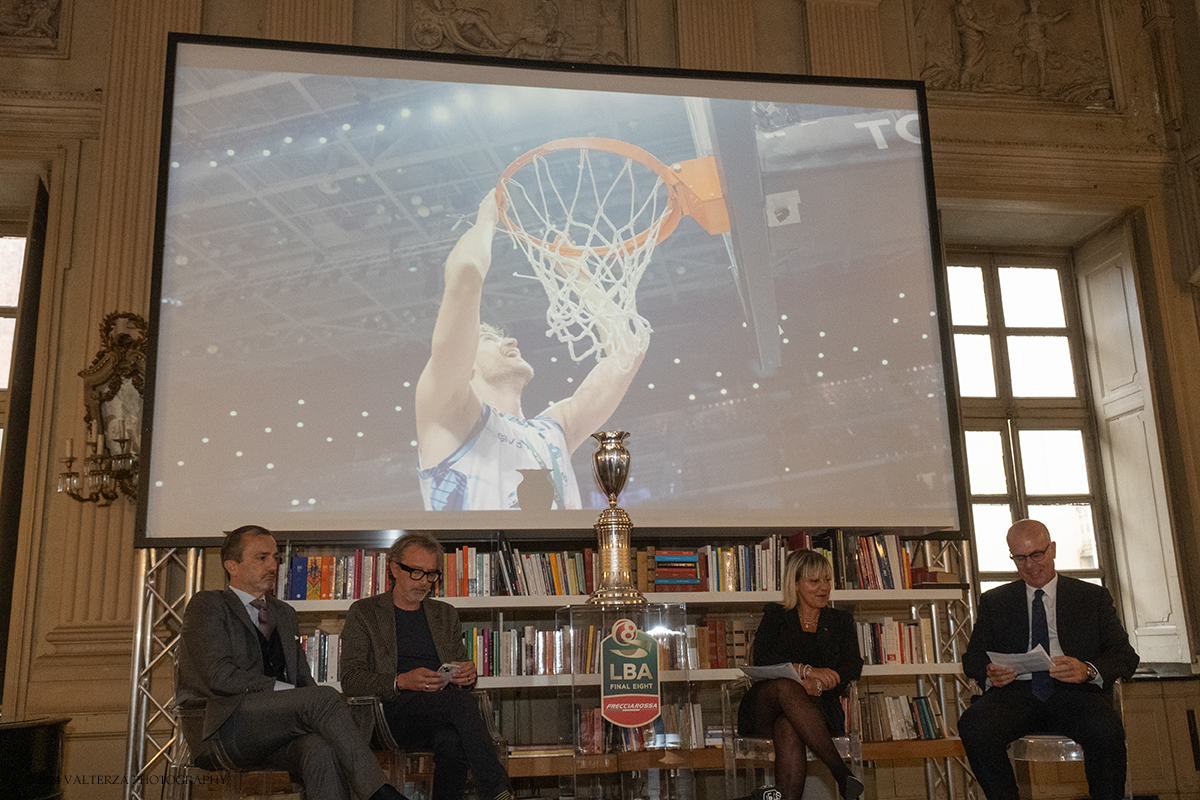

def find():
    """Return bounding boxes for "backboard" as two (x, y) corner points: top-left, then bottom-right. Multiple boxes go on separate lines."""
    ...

(686, 97), (780, 376)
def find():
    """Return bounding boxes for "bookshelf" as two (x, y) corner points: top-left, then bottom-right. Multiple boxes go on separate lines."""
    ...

(281, 531), (974, 797)
(289, 587), (965, 613)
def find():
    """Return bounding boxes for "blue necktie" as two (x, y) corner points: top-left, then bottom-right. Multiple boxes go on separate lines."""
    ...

(1031, 589), (1053, 700)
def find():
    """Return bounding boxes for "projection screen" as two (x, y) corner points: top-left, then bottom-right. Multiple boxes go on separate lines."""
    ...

(137, 34), (964, 544)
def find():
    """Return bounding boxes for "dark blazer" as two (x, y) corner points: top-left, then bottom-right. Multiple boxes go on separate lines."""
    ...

(963, 575), (1139, 695)
(176, 589), (315, 739)
(340, 591), (470, 701)
(741, 603), (864, 736)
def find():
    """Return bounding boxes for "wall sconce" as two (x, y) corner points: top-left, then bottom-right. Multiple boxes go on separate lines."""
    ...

(58, 311), (147, 505)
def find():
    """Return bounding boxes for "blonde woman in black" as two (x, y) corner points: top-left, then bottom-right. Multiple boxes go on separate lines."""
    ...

(736, 549), (864, 800)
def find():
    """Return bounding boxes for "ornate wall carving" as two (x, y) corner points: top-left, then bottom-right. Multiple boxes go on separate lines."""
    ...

(914, 0), (1113, 106)
(0, 0), (69, 57)
(404, 0), (629, 65)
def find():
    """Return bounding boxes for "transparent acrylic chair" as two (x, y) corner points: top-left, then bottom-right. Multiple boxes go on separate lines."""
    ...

(1006, 678), (1131, 800)
(721, 677), (862, 799)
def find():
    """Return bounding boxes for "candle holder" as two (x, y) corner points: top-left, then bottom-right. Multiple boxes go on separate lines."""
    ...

(57, 311), (145, 506)
(58, 432), (137, 506)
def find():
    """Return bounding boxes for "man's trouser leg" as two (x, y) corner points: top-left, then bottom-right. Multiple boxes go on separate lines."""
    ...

(958, 686), (1038, 800)
(216, 686), (388, 800)
(384, 690), (511, 800)
(1051, 691), (1128, 800)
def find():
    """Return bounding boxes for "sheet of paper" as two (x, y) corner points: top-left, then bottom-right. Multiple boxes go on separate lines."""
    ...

(987, 645), (1054, 674)
(740, 663), (803, 683)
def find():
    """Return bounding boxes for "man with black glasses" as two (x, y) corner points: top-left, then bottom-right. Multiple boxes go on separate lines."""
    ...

(341, 532), (512, 800)
(959, 519), (1139, 800)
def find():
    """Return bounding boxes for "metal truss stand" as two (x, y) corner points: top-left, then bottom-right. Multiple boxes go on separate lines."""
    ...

(123, 548), (204, 800)
(914, 537), (980, 800)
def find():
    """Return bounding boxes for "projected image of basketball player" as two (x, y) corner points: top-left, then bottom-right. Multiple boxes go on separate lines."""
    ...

(414, 190), (648, 511)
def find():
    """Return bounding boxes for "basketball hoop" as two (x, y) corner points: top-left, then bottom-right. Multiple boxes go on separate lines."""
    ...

(495, 137), (729, 365)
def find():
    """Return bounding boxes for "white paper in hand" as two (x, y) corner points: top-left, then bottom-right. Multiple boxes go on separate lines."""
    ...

(987, 644), (1054, 675)
(740, 663), (803, 684)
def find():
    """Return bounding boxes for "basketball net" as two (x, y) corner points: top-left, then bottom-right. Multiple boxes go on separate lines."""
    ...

(497, 143), (673, 368)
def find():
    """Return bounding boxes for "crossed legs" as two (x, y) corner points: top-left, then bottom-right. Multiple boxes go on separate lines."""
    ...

(214, 685), (390, 800)
(746, 679), (853, 800)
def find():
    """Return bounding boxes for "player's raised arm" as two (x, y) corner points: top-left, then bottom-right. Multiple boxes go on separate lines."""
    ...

(545, 264), (648, 455)
(415, 191), (499, 465)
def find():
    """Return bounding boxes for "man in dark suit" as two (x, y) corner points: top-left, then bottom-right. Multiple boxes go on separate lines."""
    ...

(341, 531), (512, 800)
(959, 519), (1140, 800)
(175, 525), (408, 800)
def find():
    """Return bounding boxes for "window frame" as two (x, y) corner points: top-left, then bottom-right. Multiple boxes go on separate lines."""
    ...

(0, 228), (29, 426)
(947, 247), (1112, 586)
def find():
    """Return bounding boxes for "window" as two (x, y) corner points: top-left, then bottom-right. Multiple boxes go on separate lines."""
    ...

(946, 251), (1105, 584)
(0, 236), (24, 393)
(0, 235), (26, 452)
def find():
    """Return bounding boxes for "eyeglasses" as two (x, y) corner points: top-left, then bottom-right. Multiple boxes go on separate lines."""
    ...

(1009, 547), (1050, 566)
(397, 562), (442, 582)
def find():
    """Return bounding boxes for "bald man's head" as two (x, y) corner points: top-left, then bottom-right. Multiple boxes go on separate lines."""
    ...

(1007, 518), (1056, 588)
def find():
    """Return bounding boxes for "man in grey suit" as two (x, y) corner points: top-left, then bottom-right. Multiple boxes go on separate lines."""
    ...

(959, 519), (1139, 800)
(175, 525), (408, 800)
(341, 531), (512, 800)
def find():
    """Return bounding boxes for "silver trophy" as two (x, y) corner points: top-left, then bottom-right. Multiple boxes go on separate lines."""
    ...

(587, 431), (645, 605)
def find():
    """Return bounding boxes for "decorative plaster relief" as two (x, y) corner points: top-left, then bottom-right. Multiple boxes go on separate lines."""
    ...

(0, 0), (68, 57)
(406, 0), (628, 65)
(915, 0), (1111, 106)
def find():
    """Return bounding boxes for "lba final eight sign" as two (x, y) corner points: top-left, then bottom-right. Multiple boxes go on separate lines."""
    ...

(600, 619), (661, 727)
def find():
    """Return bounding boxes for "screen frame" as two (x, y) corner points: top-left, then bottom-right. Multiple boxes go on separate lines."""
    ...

(136, 31), (968, 547)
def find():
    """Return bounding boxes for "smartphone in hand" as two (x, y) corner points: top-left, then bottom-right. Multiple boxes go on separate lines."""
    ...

(438, 662), (460, 686)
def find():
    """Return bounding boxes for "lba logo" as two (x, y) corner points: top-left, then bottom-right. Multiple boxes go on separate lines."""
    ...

(599, 618), (661, 727)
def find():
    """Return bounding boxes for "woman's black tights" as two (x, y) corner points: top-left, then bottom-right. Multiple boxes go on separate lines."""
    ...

(748, 679), (851, 800)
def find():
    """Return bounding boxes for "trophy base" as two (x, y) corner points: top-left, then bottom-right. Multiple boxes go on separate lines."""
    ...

(586, 588), (647, 606)
(588, 505), (645, 605)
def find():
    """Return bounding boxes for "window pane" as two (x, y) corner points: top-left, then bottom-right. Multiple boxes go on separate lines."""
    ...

(1027, 503), (1097, 569)
(0, 237), (24, 307)
(954, 333), (996, 397)
(1007, 335), (1075, 397)
(0, 318), (13, 389)
(998, 267), (1066, 328)
(973, 503), (1014, 571)
(1019, 429), (1090, 495)
(947, 266), (988, 325)
(980, 580), (1009, 592)
(965, 430), (1008, 495)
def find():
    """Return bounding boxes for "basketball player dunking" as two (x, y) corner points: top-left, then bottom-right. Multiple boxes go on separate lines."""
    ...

(414, 190), (648, 511)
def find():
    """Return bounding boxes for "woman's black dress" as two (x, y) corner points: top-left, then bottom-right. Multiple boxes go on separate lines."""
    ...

(738, 603), (864, 737)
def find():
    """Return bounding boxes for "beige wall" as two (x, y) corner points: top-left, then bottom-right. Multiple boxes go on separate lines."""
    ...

(1, 2), (1197, 798)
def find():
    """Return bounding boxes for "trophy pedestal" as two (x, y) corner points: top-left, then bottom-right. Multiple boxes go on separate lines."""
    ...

(588, 507), (645, 606)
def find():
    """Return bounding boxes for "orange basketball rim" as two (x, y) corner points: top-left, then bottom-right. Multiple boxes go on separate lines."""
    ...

(495, 137), (731, 260)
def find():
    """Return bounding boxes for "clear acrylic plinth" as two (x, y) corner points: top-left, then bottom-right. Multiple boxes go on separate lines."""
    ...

(556, 602), (698, 800)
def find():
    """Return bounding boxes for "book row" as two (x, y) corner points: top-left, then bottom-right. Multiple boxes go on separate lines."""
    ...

(859, 692), (946, 742)
(459, 615), (947, 676)
(857, 617), (939, 666)
(275, 529), (955, 600)
(461, 617), (760, 677)
(300, 629), (341, 684)
(276, 538), (797, 600)
(279, 548), (390, 601)
(816, 530), (915, 591)
(577, 702), (709, 753)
